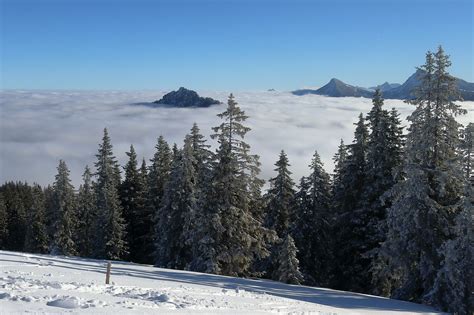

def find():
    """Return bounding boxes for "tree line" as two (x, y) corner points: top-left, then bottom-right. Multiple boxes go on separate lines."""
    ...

(0, 46), (472, 314)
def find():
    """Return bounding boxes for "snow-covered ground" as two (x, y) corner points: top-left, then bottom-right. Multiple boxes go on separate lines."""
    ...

(0, 250), (443, 314)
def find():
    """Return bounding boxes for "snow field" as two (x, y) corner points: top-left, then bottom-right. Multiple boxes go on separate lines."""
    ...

(0, 251), (443, 314)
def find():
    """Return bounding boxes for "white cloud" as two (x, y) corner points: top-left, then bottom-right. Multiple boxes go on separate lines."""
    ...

(1, 89), (473, 189)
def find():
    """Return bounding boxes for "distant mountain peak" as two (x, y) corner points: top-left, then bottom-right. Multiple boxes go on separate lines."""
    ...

(153, 87), (221, 108)
(293, 71), (474, 100)
(293, 78), (373, 98)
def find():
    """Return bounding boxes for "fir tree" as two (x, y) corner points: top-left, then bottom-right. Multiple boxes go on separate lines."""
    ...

(343, 90), (405, 293)
(273, 234), (304, 285)
(172, 143), (179, 160)
(191, 94), (271, 276)
(425, 196), (473, 315)
(186, 123), (214, 257)
(147, 135), (172, 263)
(0, 193), (8, 249)
(120, 145), (147, 262)
(293, 151), (332, 286)
(155, 135), (198, 269)
(43, 184), (56, 243)
(378, 47), (468, 303)
(263, 150), (295, 278)
(189, 123), (213, 189)
(0, 182), (31, 251)
(131, 158), (150, 263)
(51, 160), (77, 256)
(460, 122), (473, 180)
(24, 184), (48, 254)
(265, 150), (295, 238)
(333, 113), (369, 290)
(94, 128), (127, 259)
(387, 108), (405, 175)
(332, 139), (348, 199)
(76, 166), (96, 257)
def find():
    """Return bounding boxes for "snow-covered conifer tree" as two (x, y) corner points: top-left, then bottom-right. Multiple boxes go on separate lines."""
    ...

(93, 128), (127, 260)
(120, 145), (147, 262)
(425, 196), (473, 315)
(332, 139), (348, 200)
(378, 47), (468, 303)
(273, 234), (304, 285)
(24, 184), (48, 254)
(0, 193), (8, 249)
(131, 158), (150, 263)
(293, 151), (332, 286)
(343, 90), (405, 293)
(50, 160), (77, 255)
(76, 166), (96, 257)
(189, 123), (213, 188)
(333, 114), (368, 290)
(265, 150), (295, 238)
(262, 150), (296, 278)
(147, 136), (172, 263)
(155, 135), (197, 269)
(191, 94), (271, 276)
(460, 122), (473, 180)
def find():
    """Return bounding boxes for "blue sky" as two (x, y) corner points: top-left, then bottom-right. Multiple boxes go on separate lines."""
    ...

(1, 0), (472, 90)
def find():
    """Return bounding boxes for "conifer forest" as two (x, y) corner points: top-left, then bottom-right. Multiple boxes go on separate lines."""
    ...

(1, 47), (473, 314)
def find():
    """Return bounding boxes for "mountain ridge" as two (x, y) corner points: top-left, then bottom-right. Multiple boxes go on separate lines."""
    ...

(293, 71), (474, 101)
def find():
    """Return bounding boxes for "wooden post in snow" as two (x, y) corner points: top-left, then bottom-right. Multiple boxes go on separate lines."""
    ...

(105, 262), (111, 285)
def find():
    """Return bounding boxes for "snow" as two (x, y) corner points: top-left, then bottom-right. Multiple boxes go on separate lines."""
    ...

(0, 250), (444, 314)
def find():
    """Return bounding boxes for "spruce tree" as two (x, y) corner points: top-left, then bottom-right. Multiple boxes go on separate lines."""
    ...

(333, 113), (369, 290)
(460, 122), (473, 180)
(189, 123), (213, 189)
(191, 94), (270, 276)
(342, 90), (405, 293)
(120, 145), (148, 262)
(147, 135), (172, 263)
(378, 47), (468, 303)
(76, 166), (96, 257)
(94, 128), (127, 260)
(51, 160), (77, 256)
(425, 197), (473, 315)
(331, 139), (348, 239)
(273, 234), (304, 285)
(155, 135), (197, 269)
(293, 151), (332, 286)
(24, 184), (48, 254)
(332, 139), (348, 200)
(263, 150), (296, 278)
(1, 182), (31, 251)
(265, 150), (295, 238)
(43, 184), (56, 244)
(0, 193), (8, 249)
(172, 143), (179, 160)
(131, 158), (149, 263)
(387, 108), (405, 175)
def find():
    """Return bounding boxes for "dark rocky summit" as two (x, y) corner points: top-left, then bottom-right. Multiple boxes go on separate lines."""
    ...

(153, 87), (221, 107)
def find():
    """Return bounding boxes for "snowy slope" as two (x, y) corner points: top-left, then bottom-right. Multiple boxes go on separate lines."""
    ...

(0, 251), (443, 314)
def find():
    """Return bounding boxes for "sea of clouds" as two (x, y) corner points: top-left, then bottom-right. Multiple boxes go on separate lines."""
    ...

(1, 89), (472, 189)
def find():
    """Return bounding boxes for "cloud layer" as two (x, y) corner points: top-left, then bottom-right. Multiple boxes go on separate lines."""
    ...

(1, 90), (473, 188)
